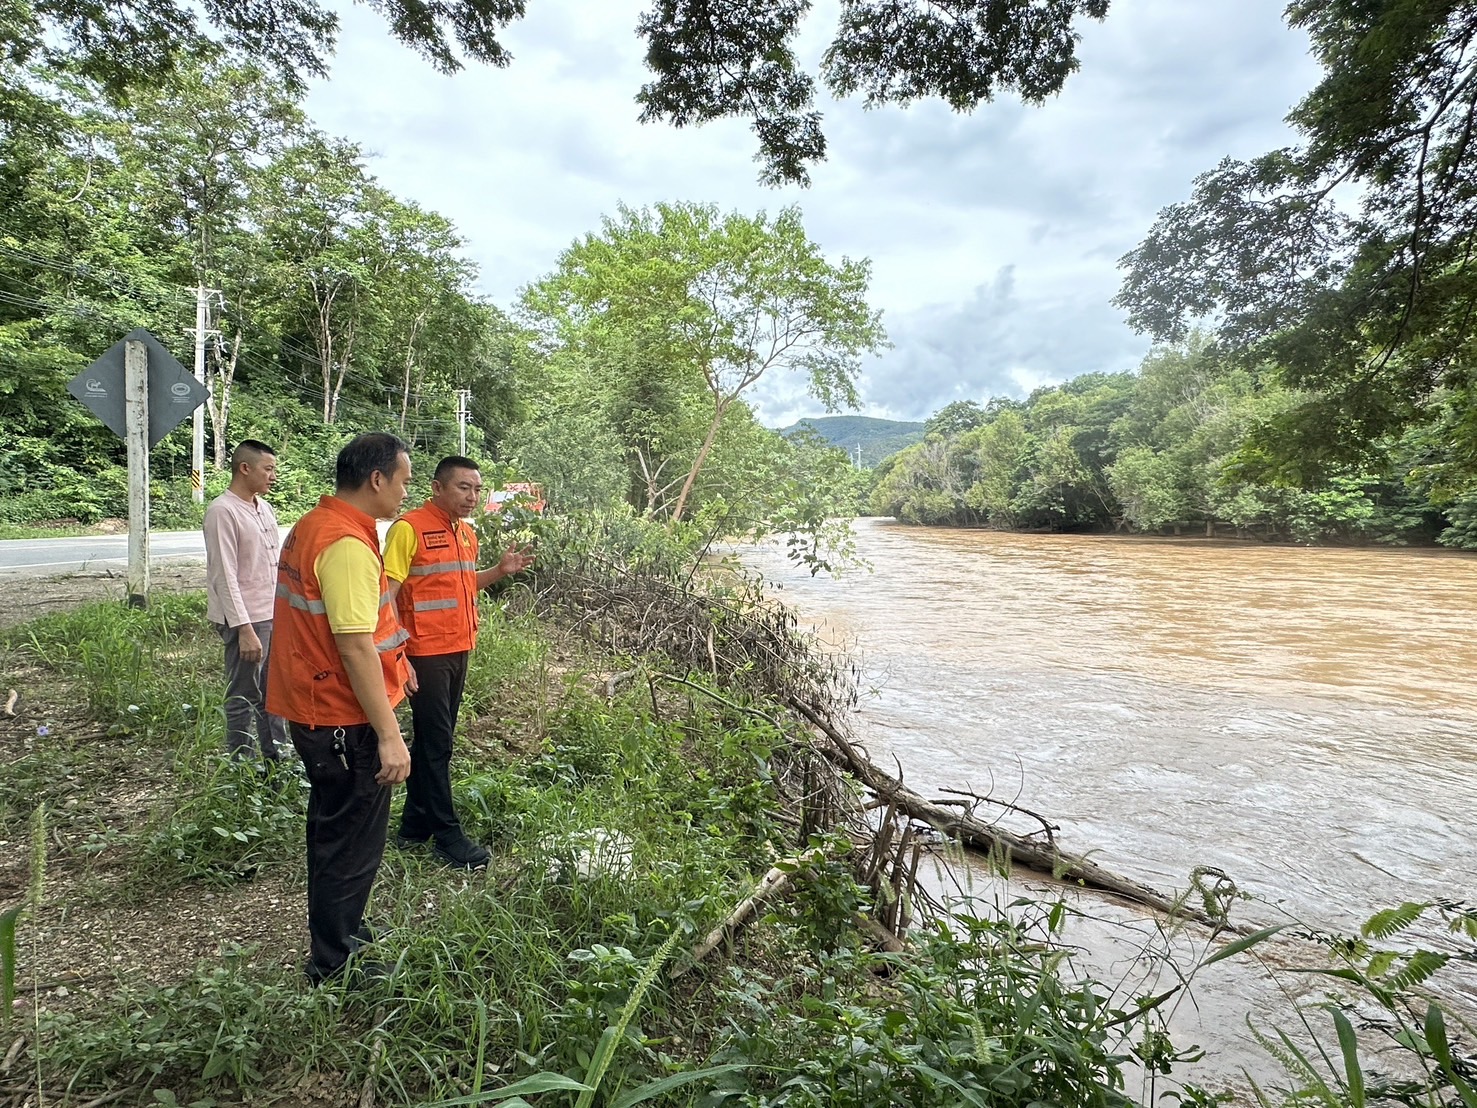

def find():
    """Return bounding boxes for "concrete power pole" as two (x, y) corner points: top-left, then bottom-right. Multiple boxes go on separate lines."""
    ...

(125, 338), (150, 607)
(191, 285), (221, 503)
(456, 388), (471, 455)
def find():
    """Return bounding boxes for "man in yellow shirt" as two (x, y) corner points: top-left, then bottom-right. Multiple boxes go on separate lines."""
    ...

(267, 431), (416, 984)
(383, 455), (533, 868)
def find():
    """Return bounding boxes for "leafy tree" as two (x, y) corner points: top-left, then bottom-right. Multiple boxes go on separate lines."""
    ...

(925, 399), (986, 439)
(962, 409), (1031, 527)
(868, 437), (971, 524)
(526, 201), (885, 523)
(1106, 446), (1187, 531)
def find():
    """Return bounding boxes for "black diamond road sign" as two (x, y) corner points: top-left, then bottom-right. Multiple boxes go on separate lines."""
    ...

(67, 329), (208, 448)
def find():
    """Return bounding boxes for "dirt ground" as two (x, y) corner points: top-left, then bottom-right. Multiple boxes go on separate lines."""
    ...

(0, 564), (209, 631)
(0, 564), (342, 1106)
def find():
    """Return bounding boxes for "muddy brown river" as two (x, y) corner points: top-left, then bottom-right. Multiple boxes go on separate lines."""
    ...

(741, 518), (1477, 1090)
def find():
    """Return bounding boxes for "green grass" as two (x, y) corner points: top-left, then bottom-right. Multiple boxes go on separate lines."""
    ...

(0, 522), (93, 540)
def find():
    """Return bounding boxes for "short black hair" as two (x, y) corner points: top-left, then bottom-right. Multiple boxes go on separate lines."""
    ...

(230, 439), (275, 470)
(433, 455), (481, 483)
(336, 432), (409, 492)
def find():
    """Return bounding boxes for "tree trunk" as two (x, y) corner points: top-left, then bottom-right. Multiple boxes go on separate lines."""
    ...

(207, 330), (241, 468)
(399, 312), (426, 431)
(669, 397), (730, 524)
(329, 317), (357, 426)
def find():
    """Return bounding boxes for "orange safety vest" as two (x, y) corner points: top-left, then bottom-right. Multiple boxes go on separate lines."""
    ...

(393, 501), (480, 657)
(265, 495), (410, 727)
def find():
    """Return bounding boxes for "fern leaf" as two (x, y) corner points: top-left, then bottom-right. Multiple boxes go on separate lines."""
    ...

(1389, 951), (1450, 991)
(1365, 950), (1398, 980)
(1361, 902), (1428, 940)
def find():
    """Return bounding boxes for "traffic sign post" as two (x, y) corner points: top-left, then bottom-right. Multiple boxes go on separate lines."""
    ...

(125, 339), (149, 607)
(67, 329), (207, 608)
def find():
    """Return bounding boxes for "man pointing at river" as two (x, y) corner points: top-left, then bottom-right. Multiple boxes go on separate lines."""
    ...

(383, 455), (533, 869)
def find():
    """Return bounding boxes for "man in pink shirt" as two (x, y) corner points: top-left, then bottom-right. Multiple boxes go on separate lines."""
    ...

(204, 439), (288, 762)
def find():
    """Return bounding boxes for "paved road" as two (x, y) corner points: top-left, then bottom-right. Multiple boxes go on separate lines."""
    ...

(0, 530), (213, 575)
(0, 522), (394, 576)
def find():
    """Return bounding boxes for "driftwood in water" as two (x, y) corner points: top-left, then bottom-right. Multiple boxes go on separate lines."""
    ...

(789, 698), (1241, 934)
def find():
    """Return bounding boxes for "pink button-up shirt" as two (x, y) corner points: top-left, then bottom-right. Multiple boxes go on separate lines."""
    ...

(203, 489), (281, 627)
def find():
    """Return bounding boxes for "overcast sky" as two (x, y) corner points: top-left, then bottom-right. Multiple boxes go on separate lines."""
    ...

(304, 0), (1323, 427)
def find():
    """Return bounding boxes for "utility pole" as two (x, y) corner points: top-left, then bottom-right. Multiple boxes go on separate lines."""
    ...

(192, 285), (219, 504)
(456, 388), (471, 455)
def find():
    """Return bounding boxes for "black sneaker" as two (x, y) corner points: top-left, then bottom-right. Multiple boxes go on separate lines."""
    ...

(394, 833), (430, 851)
(432, 838), (490, 870)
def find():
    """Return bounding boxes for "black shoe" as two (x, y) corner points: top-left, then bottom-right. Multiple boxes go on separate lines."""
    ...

(395, 833), (430, 851)
(432, 838), (490, 870)
(305, 954), (391, 989)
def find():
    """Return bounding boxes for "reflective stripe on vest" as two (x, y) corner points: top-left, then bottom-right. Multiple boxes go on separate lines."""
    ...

(408, 560), (478, 575)
(377, 626), (411, 652)
(392, 502), (480, 656)
(275, 583), (327, 614)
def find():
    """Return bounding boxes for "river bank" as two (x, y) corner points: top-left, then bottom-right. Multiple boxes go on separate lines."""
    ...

(1, 518), (1471, 1106)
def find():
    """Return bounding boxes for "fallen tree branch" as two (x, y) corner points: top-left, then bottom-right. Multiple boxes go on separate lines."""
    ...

(788, 698), (1244, 935)
(602, 669), (640, 699)
(3, 690), (15, 716)
(672, 865), (796, 980)
(935, 786), (1059, 843)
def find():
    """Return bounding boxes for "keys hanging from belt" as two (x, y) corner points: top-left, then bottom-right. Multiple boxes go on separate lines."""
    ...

(331, 727), (349, 771)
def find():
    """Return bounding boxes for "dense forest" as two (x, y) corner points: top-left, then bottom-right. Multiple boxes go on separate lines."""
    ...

(871, 338), (1477, 548)
(0, 52), (878, 563)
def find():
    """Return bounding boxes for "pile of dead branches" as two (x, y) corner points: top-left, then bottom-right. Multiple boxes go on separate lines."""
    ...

(527, 553), (861, 716)
(523, 551), (1234, 973)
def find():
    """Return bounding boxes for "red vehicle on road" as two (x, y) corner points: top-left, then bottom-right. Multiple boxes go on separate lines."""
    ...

(484, 482), (546, 515)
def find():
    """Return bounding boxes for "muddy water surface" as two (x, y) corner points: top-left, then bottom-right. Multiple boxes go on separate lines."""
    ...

(741, 518), (1477, 1086)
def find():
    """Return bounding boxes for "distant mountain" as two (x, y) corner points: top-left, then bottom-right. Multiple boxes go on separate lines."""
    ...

(780, 415), (926, 467)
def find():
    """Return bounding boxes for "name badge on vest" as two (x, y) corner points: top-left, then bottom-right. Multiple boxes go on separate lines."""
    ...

(424, 530), (452, 551)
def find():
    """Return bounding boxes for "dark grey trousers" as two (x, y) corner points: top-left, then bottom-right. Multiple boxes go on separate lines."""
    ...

(215, 620), (287, 761)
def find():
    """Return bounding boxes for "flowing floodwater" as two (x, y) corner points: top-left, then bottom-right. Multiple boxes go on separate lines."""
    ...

(740, 518), (1477, 1088)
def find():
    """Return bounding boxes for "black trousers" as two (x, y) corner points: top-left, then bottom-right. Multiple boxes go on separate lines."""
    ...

(291, 721), (390, 981)
(398, 651), (469, 848)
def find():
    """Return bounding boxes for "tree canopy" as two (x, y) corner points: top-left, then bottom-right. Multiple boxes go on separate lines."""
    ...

(523, 200), (885, 523)
(5, 0), (1112, 184)
(1116, 0), (1477, 480)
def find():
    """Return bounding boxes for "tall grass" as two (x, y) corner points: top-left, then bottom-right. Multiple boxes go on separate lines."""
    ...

(16, 593), (218, 741)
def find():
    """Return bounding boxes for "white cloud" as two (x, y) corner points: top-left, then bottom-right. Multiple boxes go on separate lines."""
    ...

(306, 0), (1323, 424)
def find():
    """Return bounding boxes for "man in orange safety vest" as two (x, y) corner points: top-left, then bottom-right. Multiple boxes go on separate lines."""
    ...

(383, 455), (533, 868)
(266, 431), (416, 985)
